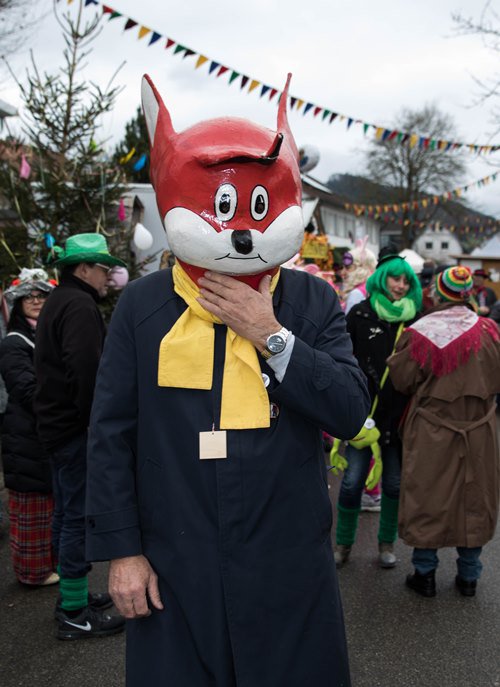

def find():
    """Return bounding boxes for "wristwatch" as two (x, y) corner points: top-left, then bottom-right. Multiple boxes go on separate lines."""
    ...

(261, 327), (290, 360)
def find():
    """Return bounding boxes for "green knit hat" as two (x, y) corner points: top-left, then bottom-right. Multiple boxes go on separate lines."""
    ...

(51, 233), (126, 268)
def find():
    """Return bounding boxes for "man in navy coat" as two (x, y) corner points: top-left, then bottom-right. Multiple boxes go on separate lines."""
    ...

(86, 74), (369, 686)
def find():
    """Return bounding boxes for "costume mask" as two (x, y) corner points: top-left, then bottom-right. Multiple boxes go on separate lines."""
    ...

(141, 74), (304, 286)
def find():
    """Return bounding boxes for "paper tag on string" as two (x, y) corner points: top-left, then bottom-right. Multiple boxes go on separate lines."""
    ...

(199, 430), (227, 460)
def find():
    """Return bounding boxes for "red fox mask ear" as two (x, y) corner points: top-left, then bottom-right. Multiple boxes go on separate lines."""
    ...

(141, 74), (178, 189)
(277, 73), (298, 163)
(141, 74), (176, 146)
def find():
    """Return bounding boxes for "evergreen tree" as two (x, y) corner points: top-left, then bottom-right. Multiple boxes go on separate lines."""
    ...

(0, 0), (133, 284)
(113, 106), (150, 184)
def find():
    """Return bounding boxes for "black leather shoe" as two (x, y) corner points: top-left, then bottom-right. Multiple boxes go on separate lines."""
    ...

(455, 575), (477, 597)
(406, 570), (436, 597)
(55, 592), (113, 621)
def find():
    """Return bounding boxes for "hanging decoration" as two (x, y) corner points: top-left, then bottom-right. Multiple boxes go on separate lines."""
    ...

(133, 222), (154, 250)
(119, 147), (136, 164)
(19, 154), (31, 179)
(117, 197), (126, 221)
(108, 266), (129, 289)
(44, 233), (56, 248)
(133, 153), (148, 171)
(299, 145), (320, 173)
(73, 0), (500, 155)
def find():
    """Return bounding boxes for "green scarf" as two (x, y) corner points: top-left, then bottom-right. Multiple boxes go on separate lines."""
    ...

(371, 292), (417, 322)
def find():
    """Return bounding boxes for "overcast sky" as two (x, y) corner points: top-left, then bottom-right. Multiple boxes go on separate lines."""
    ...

(3, 0), (500, 223)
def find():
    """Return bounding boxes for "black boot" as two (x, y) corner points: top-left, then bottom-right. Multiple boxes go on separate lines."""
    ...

(455, 575), (477, 597)
(406, 569), (436, 597)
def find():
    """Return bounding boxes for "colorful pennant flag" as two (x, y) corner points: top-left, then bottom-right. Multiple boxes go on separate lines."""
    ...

(343, 172), (500, 218)
(82, 2), (500, 155)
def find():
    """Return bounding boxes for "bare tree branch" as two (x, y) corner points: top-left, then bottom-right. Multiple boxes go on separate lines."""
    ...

(365, 104), (467, 247)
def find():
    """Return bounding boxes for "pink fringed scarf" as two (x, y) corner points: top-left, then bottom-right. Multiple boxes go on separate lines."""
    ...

(408, 306), (499, 377)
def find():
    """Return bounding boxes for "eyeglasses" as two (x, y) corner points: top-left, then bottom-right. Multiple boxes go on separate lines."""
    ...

(94, 263), (113, 275)
(24, 292), (49, 303)
(342, 252), (354, 267)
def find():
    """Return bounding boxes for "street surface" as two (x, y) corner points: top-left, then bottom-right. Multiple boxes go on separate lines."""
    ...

(0, 463), (499, 687)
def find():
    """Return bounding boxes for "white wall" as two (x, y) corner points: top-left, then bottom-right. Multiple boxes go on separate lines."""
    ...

(412, 227), (461, 265)
(319, 205), (379, 255)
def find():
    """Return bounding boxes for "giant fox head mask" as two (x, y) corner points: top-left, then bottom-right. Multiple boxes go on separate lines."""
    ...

(141, 74), (304, 286)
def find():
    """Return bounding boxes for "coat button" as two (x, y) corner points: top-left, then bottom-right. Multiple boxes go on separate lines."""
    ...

(88, 518), (96, 528)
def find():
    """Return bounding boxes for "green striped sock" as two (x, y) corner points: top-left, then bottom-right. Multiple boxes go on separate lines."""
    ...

(59, 575), (88, 611)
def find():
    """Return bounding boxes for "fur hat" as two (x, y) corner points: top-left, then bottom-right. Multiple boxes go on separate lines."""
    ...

(435, 266), (473, 302)
(4, 267), (55, 306)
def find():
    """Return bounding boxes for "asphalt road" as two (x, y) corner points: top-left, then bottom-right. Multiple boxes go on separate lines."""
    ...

(0, 465), (499, 687)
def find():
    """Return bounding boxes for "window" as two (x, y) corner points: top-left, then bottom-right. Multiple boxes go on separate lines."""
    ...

(441, 242), (449, 249)
(425, 242), (433, 250)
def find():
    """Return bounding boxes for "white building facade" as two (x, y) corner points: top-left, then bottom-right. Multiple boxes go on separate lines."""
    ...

(412, 226), (462, 265)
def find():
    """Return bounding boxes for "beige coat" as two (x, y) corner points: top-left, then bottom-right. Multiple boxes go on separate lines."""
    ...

(387, 304), (500, 548)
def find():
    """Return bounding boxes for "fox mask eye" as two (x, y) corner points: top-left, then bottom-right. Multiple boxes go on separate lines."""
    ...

(251, 186), (269, 221)
(215, 184), (237, 221)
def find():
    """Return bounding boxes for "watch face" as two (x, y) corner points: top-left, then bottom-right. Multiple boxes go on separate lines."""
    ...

(267, 334), (286, 353)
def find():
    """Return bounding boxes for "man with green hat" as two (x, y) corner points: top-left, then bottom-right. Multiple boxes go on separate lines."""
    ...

(34, 232), (126, 639)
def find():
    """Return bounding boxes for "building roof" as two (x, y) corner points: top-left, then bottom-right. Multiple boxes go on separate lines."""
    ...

(470, 233), (500, 258)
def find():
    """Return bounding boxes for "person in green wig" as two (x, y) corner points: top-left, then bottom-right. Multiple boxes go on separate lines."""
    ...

(334, 254), (422, 568)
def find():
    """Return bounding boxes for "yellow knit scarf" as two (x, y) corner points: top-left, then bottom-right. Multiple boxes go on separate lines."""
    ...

(158, 263), (280, 429)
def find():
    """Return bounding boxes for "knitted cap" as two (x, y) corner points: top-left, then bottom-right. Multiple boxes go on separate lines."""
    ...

(435, 265), (473, 302)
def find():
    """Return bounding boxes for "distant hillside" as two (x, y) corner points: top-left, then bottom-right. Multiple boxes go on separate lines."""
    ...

(326, 173), (498, 253)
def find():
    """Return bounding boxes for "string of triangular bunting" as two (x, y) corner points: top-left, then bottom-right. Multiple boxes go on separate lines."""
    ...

(388, 219), (498, 237)
(59, 0), (500, 155)
(345, 172), (499, 218)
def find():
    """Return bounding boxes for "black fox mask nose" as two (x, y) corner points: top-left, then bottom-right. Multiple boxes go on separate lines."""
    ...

(231, 230), (253, 255)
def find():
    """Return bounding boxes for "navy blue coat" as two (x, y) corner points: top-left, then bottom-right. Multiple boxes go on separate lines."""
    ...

(86, 267), (369, 687)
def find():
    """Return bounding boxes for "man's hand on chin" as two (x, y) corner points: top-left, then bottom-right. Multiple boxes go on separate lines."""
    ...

(197, 272), (281, 350)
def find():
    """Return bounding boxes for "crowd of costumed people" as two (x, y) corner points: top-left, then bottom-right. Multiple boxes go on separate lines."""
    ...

(284, 230), (500, 589)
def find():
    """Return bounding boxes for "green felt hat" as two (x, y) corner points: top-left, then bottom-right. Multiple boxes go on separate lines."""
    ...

(51, 233), (126, 268)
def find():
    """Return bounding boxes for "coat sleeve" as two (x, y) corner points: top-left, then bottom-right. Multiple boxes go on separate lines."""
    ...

(270, 283), (370, 440)
(85, 286), (141, 562)
(0, 339), (35, 411)
(59, 298), (104, 425)
(386, 330), (425, 395)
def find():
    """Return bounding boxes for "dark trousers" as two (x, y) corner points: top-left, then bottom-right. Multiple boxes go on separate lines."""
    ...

(50, 432), (91, 579)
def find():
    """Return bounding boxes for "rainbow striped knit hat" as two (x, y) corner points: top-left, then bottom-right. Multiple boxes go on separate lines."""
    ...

(435, 265), (473, 302)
